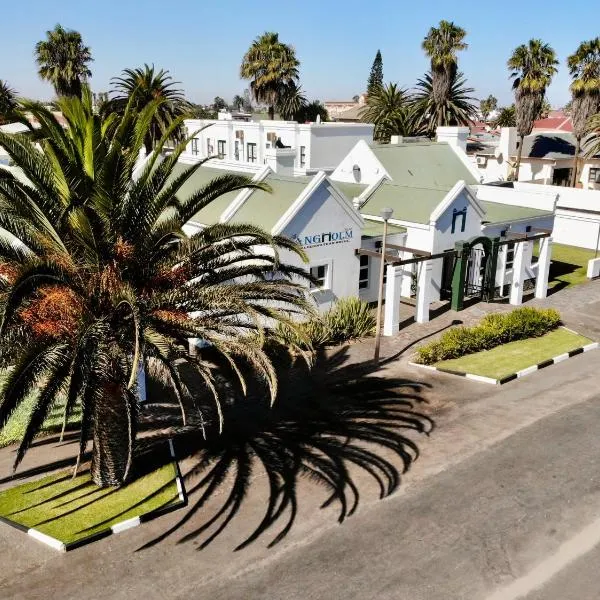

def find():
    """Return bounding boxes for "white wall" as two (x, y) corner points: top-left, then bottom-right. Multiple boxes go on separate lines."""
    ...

(476, 184), (557, 211)
(330, 140), (387, 185)
(309, 124), (374, 173)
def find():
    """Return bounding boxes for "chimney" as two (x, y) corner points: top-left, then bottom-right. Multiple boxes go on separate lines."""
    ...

(436, 126), (469, 153)
(264, 147), (296, 176)
(498, 127), (518, 161)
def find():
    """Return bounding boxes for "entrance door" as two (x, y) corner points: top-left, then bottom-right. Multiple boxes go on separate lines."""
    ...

(440, 250), (455, 300)
(464, 245), (488, 298)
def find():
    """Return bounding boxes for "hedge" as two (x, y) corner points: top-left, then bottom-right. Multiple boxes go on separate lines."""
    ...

(415, 307), (561, 365)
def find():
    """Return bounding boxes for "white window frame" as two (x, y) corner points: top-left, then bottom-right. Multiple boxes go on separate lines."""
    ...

(217, 139), (226, 159)
(247, 142), (257, 163)
(191, 138), (199, 156)
(300, 145), (306, 167)
(309, 260), (332, 292)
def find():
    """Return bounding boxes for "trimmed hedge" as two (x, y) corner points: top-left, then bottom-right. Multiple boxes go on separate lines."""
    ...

(415, 307), (561, 365)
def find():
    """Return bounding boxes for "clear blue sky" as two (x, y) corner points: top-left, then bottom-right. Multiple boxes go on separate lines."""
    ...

(2, 0), (596, 107)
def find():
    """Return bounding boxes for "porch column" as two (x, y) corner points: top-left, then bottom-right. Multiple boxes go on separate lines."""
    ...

(509, 240), (530, 305)
(535, 237), (553, 299)
(496, 245), (508, 288)
(416, 260), (433, 323)
(400, 253), (413, 298)
(383, 264), (402, 336)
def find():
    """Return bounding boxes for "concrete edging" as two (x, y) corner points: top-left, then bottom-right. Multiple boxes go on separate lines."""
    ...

(409, 342), (599, 386)
(1, 439), (187, 553)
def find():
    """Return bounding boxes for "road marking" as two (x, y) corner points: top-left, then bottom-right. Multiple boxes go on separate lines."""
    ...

(484, 514), (600, 600)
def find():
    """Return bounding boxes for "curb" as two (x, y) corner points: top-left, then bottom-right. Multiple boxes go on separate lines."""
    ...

(409, 341), (599, 386)
(1, 439), (187, 553)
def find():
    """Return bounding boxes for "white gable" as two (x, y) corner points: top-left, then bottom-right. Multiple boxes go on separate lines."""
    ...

(330, 140), (388, 185)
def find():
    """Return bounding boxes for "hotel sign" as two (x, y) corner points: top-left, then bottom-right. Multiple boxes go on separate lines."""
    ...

(291, 228), (354, 249)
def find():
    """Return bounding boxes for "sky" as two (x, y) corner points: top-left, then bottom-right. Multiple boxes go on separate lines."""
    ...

(1, 0), (597, 108)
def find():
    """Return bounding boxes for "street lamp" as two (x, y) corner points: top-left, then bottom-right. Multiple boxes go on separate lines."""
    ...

(374, 207), (394, 362)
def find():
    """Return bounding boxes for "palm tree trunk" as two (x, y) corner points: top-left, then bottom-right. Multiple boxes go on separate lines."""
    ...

(571, 138), (581, 187)
(268, 105), (275, 120)
(514, 136), (524, 181)
(90, 384), (135, 488)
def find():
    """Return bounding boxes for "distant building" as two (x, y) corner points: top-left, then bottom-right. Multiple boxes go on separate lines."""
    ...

(532, 110), (573, 133)
(325, 94), (367, 122)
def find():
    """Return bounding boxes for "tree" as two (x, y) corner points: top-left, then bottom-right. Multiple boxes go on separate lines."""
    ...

(232, 94), (245, 111)
(34, 24), (93, 97)
(0, 80), (18, 124)
(240, 32), (300, 120)
(297, 100), (329, 123)
(213, 96), (227, 111)
(367, 50), (384, 97)
(0, 89), (311, 487)
(508, 39), (558, 180)
(360, 83), (415, 142)
(421, 20), (468, 124)
(567, 38), (600, 186)
(480, 94), (498, 122)
(105, 64), (191, 155)
(277, 82), (307, 120)
(412, 71), (478, 137)
(242, 89), (253, 112)
(189, 104), (217, 119)
(493, 105), (517, 127)
(538, 98), (552, 119)
(585, 113), (600, 159)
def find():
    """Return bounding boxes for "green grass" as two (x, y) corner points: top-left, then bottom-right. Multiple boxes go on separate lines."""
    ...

(0, 463), (182, 545)
(535, 242), (597, 290)
(436, 328), (592, 379)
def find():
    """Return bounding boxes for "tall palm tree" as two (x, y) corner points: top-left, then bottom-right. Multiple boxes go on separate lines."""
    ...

(412, 71), (478, 137)
(277, 82), (307, 120)
(508, 39), (558, 180)
(493, 105), (517, 128)
(34, 24), (93, 97)
(240, 32), (300, 120)
(232, 94), (245, 111)
(0, 89), (311, 488)
(421, 20), (468, 124)
(106, 64), (192, 155)
(0, 80), (18, 124)
(585, 113), (600, 159)
(567, 38), (600, 186)
(360, 83), (415, 142)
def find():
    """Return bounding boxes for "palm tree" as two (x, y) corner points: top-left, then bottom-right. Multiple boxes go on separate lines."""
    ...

(412, 71), (478, 137)
(277, 82), (307, 120)
(493, 105), (517, 128)
(585, 113), (600, 159)
(480, 94), (498, 123)
(567, 38), (600, 186)
(0, 80), (18, 124)
(0, 88), (311, 488)
(298, 100), (328, 123)
(232, 94), (245, 111)
(360, 83), (415, 142)
(421, 20), (468, 124)
(34, 24), (93, 97)
(508, 39), (558, 180)
(240, 32), (300, 120)
(105, 65), (192, 155)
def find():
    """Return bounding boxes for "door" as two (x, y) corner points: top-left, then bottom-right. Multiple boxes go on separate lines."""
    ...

(440, 250), (455, 301)
(464, 246), (488, 298)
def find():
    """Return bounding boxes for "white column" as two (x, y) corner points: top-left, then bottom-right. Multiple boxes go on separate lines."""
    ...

(535, 237), (553, 299)
(383, 265), (402, 336)
(496, 245), (508, 288)
(509, 241), (530, 305)
(416, 260), (432, 323)
(400, 253), (413, 298)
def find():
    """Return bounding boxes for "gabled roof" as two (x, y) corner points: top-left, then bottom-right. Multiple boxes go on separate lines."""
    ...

(332, 180), (368, 199)
(480, 201), (553, 225)
(520, 132), (600, 160)
(369, 141), (479, 188)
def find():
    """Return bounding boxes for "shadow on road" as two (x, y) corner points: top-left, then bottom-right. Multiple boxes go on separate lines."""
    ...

(136, 346), (434, 551)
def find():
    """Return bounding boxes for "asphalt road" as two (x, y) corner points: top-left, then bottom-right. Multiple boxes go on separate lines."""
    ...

(1, 350), (600, 599)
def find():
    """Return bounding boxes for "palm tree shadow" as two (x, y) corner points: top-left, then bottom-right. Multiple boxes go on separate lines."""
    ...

(137, 345), (434, 552)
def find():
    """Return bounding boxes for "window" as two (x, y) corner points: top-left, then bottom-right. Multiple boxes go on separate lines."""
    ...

(310, 264), (328, 290)
(217, 140), (226, 159)
(589, 168), (600, 184)
(505, 242), (515, 269)
(359, 255), (369, 289)
(191, 138), (199, 156)
(207, 139), (214, 156)
(234, 140), (240, 160)
(247, 142), (257, 163)
(300, 146), (306, 167)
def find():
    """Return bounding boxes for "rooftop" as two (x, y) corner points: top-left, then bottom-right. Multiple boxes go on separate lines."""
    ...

(480, 201), (553, 225)
(361, 220), (406, 238)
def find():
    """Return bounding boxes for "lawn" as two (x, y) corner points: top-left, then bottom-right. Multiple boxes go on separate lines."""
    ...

(436, 328), (592, 380)
(0, 462), (183, 547)
(535, 243), (597, 290)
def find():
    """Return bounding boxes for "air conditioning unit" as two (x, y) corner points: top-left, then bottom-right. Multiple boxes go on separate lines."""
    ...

(476, 156), (488, 166)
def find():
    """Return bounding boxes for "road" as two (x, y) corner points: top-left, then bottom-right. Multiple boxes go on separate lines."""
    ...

(1, 348), (600, 599)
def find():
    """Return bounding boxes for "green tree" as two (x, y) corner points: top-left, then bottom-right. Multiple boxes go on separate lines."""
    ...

(567, 38), (600, 186)
(538, 98), (552, 119)
(412, 71), (478, 137)
(0, 80), (18, 124)
(105, 64), (191, 154)
(508, 39), (558, 180)
(232, 94), (245, 111)
(367, 50), (384, 97)
(298, 100), (328, 123)
(421, 20), (468, 125)
(585, 113), (600, 158)
(0, 89), (311, 487)
(360, 82), (415, 142)
(34, 24), (93, 97)
(277, 82), (307, 120)
(240, 32), (300, 120)
(480, 94), (498, 122)
(213, 96), (227, 111)
(493, 105), (517, 127)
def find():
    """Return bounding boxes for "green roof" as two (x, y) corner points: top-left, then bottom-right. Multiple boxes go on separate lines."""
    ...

(170, 162), (245, 225)
(370, 142), (478, 188)
(332, 180), (368, 200)
(229, 173), (310, 230)
(361, 220), (406, 238)
(360, 183), (448, 225)
(481, 201), (553, 225)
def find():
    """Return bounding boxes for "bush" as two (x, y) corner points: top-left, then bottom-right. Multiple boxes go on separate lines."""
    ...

(415, 307), (561, 365)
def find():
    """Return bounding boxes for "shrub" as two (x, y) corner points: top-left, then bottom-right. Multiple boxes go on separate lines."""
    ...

(415, 307), (561, 365)
(325, 297), (376, 344)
